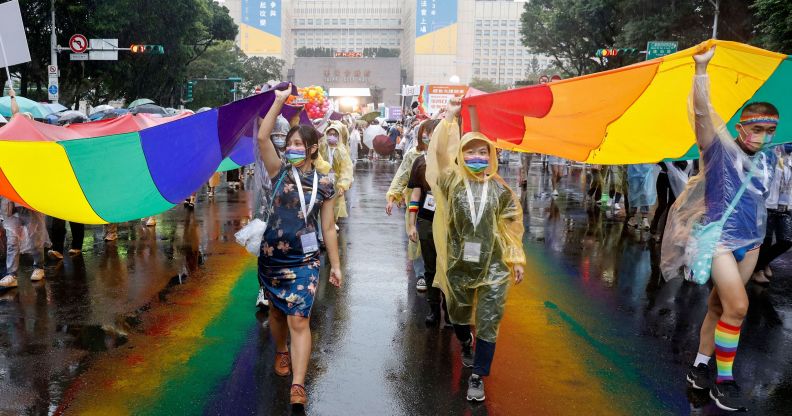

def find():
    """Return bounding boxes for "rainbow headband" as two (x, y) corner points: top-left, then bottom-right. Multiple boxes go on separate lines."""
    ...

(740, 115), (779, 126)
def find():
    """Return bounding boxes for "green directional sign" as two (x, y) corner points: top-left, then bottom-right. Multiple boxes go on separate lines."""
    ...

(646, 41), (678, 60)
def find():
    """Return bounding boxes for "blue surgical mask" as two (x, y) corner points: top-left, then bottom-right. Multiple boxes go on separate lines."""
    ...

(272, 136), (286, 149)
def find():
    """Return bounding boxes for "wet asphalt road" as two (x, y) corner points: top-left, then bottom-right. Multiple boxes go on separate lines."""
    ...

(1, 159), (792, 415)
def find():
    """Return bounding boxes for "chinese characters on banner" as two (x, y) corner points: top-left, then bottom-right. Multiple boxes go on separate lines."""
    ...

(426, 85), (468, 115)
(415, 0), (456, 37)
(240, 0), (282, 54)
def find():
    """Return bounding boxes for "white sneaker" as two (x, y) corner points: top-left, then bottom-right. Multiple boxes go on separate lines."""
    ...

(0, 275), (18, 288)
(552, 189), (559, 197)
(613, 203), (622, 211)
(48, 250), (64, 260)
(641, 217), (651, 230)
(146, 217), (157, 226)
(30, 268), (45, 282)
(256, 288), (269, 308)
(416, 277), (428, 292)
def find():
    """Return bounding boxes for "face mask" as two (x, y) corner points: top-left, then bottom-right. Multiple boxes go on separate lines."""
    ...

(464, 155), (489, 174)
(327, 134), (339, 146)
(272, 136), (286, 149)
(285, 146), (307, 167)
(739, 126), (774, 152)
(421, 135), (430, 145)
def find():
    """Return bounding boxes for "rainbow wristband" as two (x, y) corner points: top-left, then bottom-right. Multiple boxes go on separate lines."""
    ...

(408, 201), (420, 213)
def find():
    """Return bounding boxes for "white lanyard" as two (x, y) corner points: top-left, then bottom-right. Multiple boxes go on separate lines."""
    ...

(291, 166), (318, 226)
(329, 147), (335, 168)
(463, 178), (489, 232)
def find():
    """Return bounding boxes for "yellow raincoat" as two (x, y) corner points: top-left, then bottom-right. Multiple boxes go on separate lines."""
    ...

(426, 118), (526, 343)
(320, 122), (354, 219)
(386, 147), (425, 261)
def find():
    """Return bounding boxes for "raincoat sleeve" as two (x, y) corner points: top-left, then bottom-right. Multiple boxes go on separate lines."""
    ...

(386, 150), (418, 203)
(315, 153), (331, 175)
(332, 145), (354, 191)
(424, 118), (461, 304)
(496, 182), (526, 266)
(426, 118), (461, 191)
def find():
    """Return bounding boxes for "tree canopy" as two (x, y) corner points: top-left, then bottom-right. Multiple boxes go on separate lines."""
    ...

(7, 0), (237, 107)
(520, 0), (771, 77)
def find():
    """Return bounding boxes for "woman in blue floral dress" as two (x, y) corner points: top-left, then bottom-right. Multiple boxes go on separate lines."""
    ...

(256, 85), (343, 408)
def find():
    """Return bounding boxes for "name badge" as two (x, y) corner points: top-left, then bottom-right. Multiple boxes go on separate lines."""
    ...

(301, 232), (319, 254)
(423, 194), (436, 211)
(463, 240), (482, 263)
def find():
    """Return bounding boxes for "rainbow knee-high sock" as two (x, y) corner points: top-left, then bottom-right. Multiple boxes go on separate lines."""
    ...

(714, 320), (741, 383)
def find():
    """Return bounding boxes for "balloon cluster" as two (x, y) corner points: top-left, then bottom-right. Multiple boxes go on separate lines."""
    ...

(287, 85), (330, 119)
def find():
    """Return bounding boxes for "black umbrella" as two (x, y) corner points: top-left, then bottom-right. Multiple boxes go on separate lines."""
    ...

(57, 110), (89, 125)
(131, 103), (168, 115)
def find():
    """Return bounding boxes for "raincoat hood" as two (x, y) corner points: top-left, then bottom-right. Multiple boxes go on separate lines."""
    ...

(457, 132), (498, 182)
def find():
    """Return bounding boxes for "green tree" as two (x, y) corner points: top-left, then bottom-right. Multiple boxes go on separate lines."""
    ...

(186, 41), (245, 109)
(520, 0), (754, 76)
(469, 78), (507, 93)
(617, 0), (752, 49)
(7, 0), (236, 107)
(242, 56), (285, 95)
(520, 0), (622, 76)
(752, 0), (792, 53)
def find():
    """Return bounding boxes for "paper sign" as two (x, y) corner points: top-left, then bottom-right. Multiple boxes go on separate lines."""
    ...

(0, 1), (32, 68)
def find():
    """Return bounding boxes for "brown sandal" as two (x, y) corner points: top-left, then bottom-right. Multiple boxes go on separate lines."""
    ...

(274, 351), (291, 376)
(290, 384), (307, 406)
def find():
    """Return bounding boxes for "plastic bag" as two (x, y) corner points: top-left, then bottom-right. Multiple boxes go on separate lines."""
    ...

(235, 218), (267, 255)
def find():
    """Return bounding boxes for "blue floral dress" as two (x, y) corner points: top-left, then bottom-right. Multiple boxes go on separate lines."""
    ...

(259, 162), (335, 317)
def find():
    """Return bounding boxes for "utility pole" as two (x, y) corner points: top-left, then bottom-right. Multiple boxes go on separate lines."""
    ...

(50, 0), (58, 103)
(710, 0), (720, 39)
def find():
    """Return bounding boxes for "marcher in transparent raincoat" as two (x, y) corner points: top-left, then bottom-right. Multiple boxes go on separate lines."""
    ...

(1, 197), (50, 288)
(426, 98), (525, 402)
(319, 122), (354, 220)
(662, 45), (783, 412)
(627, 163), (660, 229)
(386, 121), (431, 291)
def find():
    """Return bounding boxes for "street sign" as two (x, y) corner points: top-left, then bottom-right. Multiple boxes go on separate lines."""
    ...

(646, 41), (678, 60)
(47, 65), (58, 76)
(47, 78), (58, 101)
(89, 38), (118, 60)
(70, 53), (88, 61)
(69, 34), (88, 53)
(401, 85), (420, 97)
(539, 75), (550, 84)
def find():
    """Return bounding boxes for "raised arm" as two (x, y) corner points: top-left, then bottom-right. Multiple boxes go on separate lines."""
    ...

(432, 97), (462, 170)
(692, 46), (716, 150)
(257, 85), (292, 178)
(468, 105), (480, 133)
(8, 87), (19, 116)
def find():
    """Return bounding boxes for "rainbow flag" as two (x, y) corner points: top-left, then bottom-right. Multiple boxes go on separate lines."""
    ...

(462, 40), (792, 164)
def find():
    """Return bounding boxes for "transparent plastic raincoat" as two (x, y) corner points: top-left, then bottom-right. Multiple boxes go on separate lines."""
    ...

(426, 118), (526, 343)
(386, 147), (425, 260)
(320, 122), (354, 219)
(661, 74), (776, 282)
(627, 164), (660, 207)
(1, 198), (50, 255)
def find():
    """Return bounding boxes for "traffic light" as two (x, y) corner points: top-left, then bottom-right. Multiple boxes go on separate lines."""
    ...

(595, 48), (639, 57)
(184, 81), (195, 102)
(130, 44), (165, 54)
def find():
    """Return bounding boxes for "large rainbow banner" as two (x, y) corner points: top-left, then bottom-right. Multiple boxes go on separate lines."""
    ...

(0, 86), (295, 224)
(462, 40), (792, 164)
